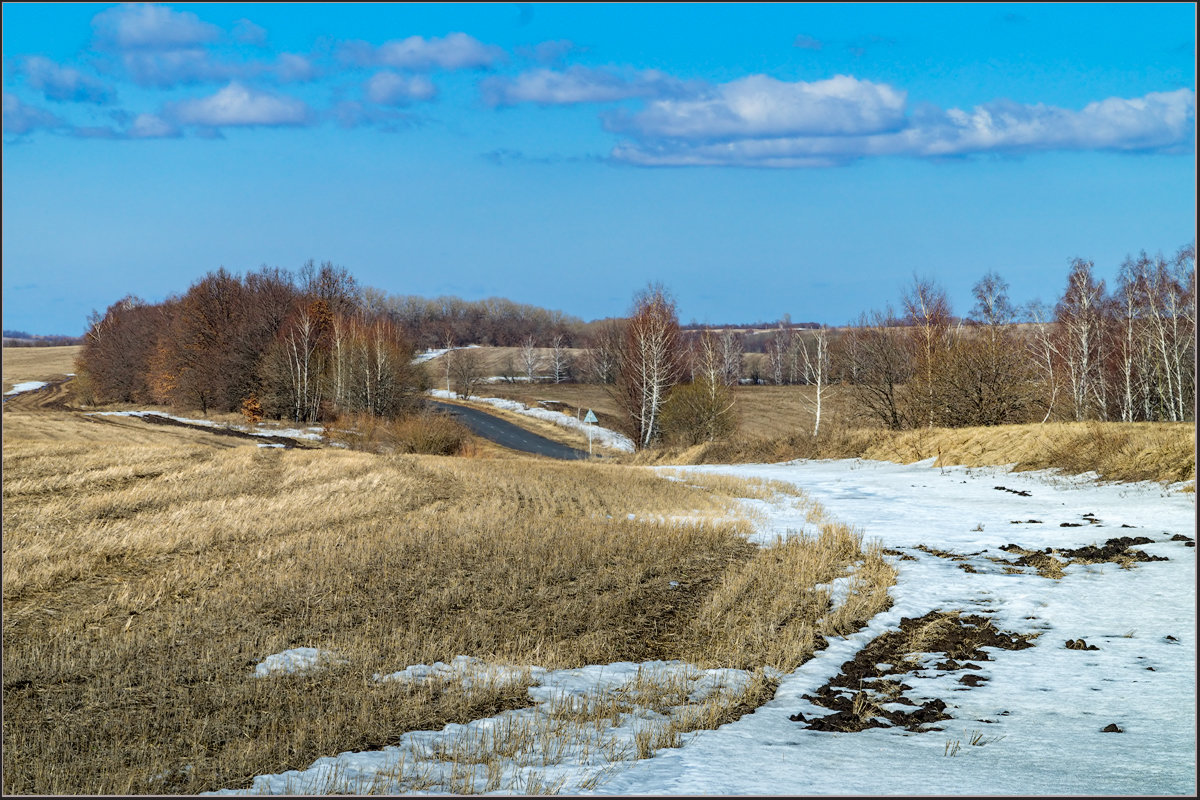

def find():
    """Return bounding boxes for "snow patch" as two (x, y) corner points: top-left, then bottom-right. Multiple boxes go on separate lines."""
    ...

(254, 648), (345, 678)
(4, 381), (48, 396)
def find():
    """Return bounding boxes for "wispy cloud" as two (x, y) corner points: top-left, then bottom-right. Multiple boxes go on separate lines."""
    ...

(114, 48), (248, 88)
(233, 18), (268, 46)
(611, 88), (1197, 167)
(167, 82), (313, 127)
(330, 100), (420, 132)
(792, 34), (824, 51)
(92, 3), (220, 51)
(19, 56), (116, 104)
(846, 34), (898, 58)
(515, 39), (579, 65)
(274, 53), (318, 83)
(364, 72), (437, 106)
(481, 66), (687, 107)
(608, 74), (908, 141)
(3, 92), (66, 135)
(339, 33), (504, 71)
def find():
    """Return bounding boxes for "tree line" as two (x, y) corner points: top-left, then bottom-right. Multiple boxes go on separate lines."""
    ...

(77, 243), (1194, 445)
(77, 261), (424, 424)
(599, 242), (1194, 448)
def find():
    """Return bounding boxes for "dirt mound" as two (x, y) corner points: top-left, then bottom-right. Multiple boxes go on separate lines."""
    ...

(1000, 536), (1169, 578)
(793, 610), (1037, 733)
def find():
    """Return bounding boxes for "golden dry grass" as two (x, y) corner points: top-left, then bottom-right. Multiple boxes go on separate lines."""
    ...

(2, 344), (81, 392)
(2, 408), (891, 795)
(644, 421), (1196, 486)
(422, 346), (589, 379)
(476, 382), (861, 442)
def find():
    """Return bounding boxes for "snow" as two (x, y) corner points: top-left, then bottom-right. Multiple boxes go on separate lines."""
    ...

(413, 345), (481, 364)
(207, 458), (1196, 795)
(4, 380), (48, 396)
(428, 389), (635, 452)
(254, 648), (345, 678)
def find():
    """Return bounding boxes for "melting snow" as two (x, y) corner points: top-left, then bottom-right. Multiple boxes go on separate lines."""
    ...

(254, 648), (345, 678)
(4, 381), (48, 396)
(207, 458), (1194, 795)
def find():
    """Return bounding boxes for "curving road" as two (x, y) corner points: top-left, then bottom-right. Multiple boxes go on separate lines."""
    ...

(428, 400), (590, 460)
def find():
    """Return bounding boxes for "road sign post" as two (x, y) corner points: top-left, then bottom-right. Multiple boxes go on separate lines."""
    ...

(584, 409), (597, 456)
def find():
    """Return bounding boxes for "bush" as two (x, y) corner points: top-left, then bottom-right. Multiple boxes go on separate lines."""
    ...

(327, 411), (470, 456)
(659, 377), (738, 446)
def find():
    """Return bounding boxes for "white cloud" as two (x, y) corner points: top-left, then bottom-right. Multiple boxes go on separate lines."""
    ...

(92, 3), (220, 51)
(168, 82), (312, 127)
(3, 92), (65, 135)
(615, 74), (909, 141)
(364, 72), (437, 106)
(127, 112), (180, 138)
(20, 56), (115, 104)
(481, 66), (685, 107)
(611, 88), (1197, 167)
(341, 33), (504, 70)
(118, 48), (246, 88)
(275, 53), (317, 83)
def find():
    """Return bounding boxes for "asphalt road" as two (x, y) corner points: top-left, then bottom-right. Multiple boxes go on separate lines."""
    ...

(429, 400), (591, 460)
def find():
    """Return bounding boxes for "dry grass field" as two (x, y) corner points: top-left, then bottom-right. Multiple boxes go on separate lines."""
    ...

(2, 344), (80, 393)
(2, 394), (891, 794)
(4, 344), (1192, 794)
(643, 420), (1196, 485)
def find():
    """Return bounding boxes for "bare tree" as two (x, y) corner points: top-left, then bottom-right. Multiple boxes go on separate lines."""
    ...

(765, 321), (791, 385)
(583, 320), (624, 385)
(1055, 258), (1107, 421)
(938, 272), (1033, 426)
(519, 335), (542, 383)
(1025, 300), (1062, 423)
(798, 325), (830, 436)
(614, 284), (685, 448)
(902, 276), (953, 427)
(550, 334), (570, 383)
(447, 347), (483, 400)
(717, 329), (744, 386)
(845, 308), (912, 430)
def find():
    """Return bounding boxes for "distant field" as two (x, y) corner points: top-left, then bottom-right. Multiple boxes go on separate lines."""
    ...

(2, 344), (80, 392)
(478, 382), (861, 442)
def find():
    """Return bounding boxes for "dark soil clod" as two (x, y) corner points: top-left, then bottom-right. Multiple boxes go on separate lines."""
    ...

(1065, 639), (1100, 651)
(1102, 723), (1123, 733)
(793, 611), (1035, 734)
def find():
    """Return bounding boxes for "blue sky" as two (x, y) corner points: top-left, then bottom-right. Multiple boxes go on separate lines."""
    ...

(3, 2), (1195, 335)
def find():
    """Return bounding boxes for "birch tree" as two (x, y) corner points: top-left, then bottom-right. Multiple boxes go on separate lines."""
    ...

(614, 284), (685, 448)
(1055, 258), (1107, 421)
(798, 325), (830, 436)
(902, 277), (953, 428)
(519, 335), (542, 383)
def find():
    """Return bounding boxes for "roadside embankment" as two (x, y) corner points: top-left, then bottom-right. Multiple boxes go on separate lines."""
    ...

(634, 421), (1196, 486)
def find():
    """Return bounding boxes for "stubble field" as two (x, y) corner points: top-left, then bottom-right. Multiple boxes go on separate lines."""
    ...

(2, 373), (891, 794)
